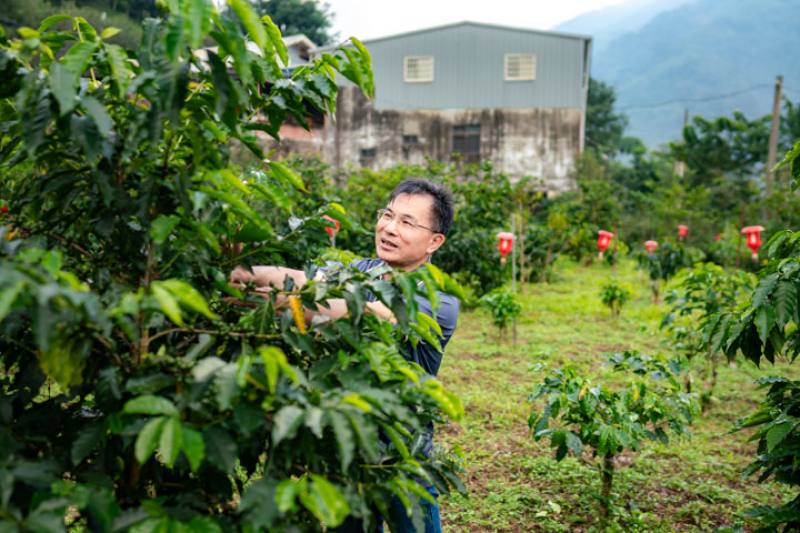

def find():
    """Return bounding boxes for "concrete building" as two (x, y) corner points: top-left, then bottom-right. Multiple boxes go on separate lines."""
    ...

(279, 22), (592, 193)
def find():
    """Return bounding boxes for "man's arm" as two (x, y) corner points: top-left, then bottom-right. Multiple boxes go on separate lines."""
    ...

(229, 265), (395, 323)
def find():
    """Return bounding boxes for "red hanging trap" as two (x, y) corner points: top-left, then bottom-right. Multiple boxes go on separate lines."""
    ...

(497, 232), (514, 265)
(741, 226), (765, 260)
(597, 230), (614, 259)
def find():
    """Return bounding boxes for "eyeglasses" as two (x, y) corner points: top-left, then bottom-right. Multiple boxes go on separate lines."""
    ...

(376, 208), (440, 234)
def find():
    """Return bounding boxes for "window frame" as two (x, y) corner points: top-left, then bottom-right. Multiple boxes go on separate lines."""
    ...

(403, 55), (435, 83)
(451, 124), (481, 163)
(504, 53), (536, 82)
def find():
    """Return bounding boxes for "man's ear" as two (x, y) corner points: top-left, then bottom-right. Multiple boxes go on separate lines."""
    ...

(426, 233), (446, 255)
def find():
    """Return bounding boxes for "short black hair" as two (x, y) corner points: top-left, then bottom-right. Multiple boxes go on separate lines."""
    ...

(388, 179), (454, 235)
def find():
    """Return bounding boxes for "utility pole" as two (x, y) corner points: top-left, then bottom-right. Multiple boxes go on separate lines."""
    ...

(673, 108), (689, 178)
(766, 75), (783, 194)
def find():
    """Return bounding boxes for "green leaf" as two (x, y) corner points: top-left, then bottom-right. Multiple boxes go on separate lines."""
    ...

(753, 273), (779, 308)
(382, 425), (410, 459)
(774, 281), (798, 327)
(420, 379), (463, 420)
(158, 417), (183, 468)
(82, 96), (113, 137)
(565, 431), (582, 456)
(261, 15), (287, 66)
(124, 395), (179, 416)
(192, 356), (226, 382)
(259, 346), (287, 393)
(134, 417), (165, 464)
(0, 281), (25, 323)
(74, 16), (98, 42)
(71, 422), (105, 465)
(268, 161), (307, 192)
(100, 27), (121, 40)
(187, 517), (222, 533)
(214, 363), (238, 410)
(150, 214), (180, 244)
(766, 422), (794, 452)
(203, 427), (237, 473)
(151, 283), (184, 326)
(38, 15), (71, 33)
(416, 310), (443, 337)
(105, 44), (131, 98)
(298, 475), (350, 528)
(165, 14), (185, 62)
(304, 407), (325, 439)
(49, 62), (76, 115)
(183, 0), (212, 48)
(181, 428), (205, 472)
(272, 405), (304, 446)
(159, 279), (218, 320)
(61, 41), (97, 81)
(228, 0), (268, 52)
(251, 181), (291, 212)
(349, 37), (374, 97)
(328, 411), (354, 470)
(754, 306), (774, 345)
(275, 478), (302, 513)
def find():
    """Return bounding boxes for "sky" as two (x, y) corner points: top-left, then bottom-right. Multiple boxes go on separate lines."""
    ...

(326, 0), (627, 43)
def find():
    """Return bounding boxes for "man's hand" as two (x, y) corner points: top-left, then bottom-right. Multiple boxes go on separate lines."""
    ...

(229, 265), (255, 288)
(227, 264), (395, 324)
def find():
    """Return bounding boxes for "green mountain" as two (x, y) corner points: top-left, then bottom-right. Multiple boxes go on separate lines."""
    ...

(554, 0), (693, 53)
(559, 0), (800, 147)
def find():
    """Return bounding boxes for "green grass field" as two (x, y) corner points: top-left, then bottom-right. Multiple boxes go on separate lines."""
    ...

(437, 259), (797, 532)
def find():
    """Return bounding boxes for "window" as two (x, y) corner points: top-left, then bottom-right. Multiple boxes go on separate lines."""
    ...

(402, 134), (419, 145)
(404, 56), (434, 83)
(452, 124), (480, 163)
(359, 147), (376, 161)
(504, 53), (536, 81)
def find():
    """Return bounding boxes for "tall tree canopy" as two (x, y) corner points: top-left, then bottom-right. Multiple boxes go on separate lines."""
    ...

(585, 77), (629, 159)
(253, 0), (334, 46)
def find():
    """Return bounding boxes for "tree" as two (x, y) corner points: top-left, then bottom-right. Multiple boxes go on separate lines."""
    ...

(0, 2), (465, 530)
(253, 0), (334, 46)
(585, 77), (629, 159)
(670, 111), (770, 187)
(781, 98), (800, 153)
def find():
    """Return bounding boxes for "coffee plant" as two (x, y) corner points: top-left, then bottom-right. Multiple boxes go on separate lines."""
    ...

(661, 263), (754, 406)
(707, 141), (800, 531)
(599, 282), (631, 316)
(636, 240), (695, 303)
(0, 3), (466, 531)
(479, 287), (522, 339)
(528, 352), (697, 522)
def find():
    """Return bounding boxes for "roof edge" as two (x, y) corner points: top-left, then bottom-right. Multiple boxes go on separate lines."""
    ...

(362, 20), (592, 45)
(314, 20), (591, 54)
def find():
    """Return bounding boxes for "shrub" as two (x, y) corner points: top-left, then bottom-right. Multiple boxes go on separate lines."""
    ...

(636, 240), (696, 302)
(600, 282), (631, 316)
(661, 262), (754, 406)
(479, 287), (522, 338)
(0, 4), (465, 531)
(528, 352), (698, 523)
(708, 142), (800, 531)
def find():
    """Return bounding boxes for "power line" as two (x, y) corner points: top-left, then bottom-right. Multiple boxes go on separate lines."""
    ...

(619, 83), (780, 111)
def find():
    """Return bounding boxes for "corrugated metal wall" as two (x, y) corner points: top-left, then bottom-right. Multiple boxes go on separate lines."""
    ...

(360, 22), (590, 111)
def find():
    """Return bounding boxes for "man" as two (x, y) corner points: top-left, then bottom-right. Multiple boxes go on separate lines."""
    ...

(230, 179), (458, 532)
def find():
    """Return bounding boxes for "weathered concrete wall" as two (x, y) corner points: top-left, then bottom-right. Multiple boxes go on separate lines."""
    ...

(321, 87), (581, 193)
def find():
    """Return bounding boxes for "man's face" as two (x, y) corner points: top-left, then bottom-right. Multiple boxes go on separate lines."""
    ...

(374, 193), (445, 271)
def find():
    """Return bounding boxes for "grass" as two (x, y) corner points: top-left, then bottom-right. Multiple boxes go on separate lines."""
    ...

(436, 258), (797, 532)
